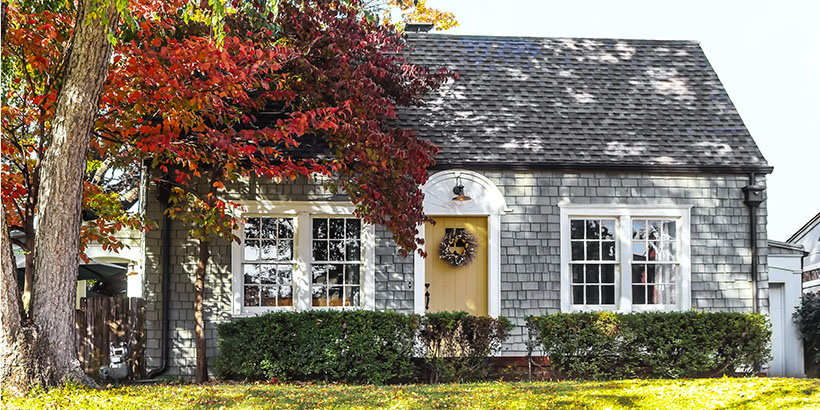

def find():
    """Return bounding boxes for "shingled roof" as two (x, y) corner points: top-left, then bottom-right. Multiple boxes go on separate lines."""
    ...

(398, 34), (771, 172)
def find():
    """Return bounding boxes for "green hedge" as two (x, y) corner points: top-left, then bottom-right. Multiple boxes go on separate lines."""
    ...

(794, 291), (820, 376)
(527, 311), (771, 380)
(216, 310), (513, 383)
(417, 311), (512, 382)
(216, 310), (417, 384)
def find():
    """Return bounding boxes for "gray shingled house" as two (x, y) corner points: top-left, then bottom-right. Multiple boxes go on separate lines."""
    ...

(140, 33), (772, 378)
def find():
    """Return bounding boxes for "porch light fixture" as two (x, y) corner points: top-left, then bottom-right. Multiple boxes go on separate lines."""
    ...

(452, 175), (472, 202)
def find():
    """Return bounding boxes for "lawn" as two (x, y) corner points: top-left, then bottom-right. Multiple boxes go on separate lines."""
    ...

(4, 378), (819, 409)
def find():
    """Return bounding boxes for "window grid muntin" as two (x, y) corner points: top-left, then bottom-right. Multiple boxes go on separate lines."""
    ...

(242, 217), (295, 307)
(311, 217), (363, 308)
(631, 218), (679, 305)
(570, 218), (618, 306)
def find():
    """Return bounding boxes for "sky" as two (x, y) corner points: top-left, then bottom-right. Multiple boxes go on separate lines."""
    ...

(422, 0), (819, 241)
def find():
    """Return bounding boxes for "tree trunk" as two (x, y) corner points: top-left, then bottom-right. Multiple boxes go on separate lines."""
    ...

(1, 203), (51, 395)
(24, 0), (118, 388)
(194, 239), (210, 383)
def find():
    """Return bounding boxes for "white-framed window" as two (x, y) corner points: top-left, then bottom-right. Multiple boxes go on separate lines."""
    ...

(631, 219), (679, 307)
(569, 218), (618, 306)
(311, 217), (363, 308)
(241, 217), (295, 308)
(560, 204), (691, 312)
(231, 202), (375, 315)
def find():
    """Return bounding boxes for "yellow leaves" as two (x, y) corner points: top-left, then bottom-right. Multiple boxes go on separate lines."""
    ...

(391, 0), (459, 31)
(6, 378), (820, 410)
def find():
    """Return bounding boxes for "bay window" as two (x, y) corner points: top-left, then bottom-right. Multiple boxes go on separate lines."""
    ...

(560, 205), (691, 312)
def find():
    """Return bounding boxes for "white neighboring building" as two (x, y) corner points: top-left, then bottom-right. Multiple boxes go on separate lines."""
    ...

(767, 240), (805, 377)
(764, 211), (820, 377)
(82, 226), (145, 299)
(787, 212), (820, 293)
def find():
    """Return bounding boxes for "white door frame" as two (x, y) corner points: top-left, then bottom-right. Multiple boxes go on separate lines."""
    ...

(414, 170), (510, 317)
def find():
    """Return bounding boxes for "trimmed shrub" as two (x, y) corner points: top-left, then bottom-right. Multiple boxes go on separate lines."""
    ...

(417, 311), (512, 382)
(216, 310), (417, 384)
(527, 311), (771, 380)
(794, 291), (820, 376)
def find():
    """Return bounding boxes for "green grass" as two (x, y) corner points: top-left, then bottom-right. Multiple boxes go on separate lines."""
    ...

(4, 378), (819, 409)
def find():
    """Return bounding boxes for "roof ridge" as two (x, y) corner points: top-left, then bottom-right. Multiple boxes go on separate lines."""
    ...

(406, 33), (701, 44)
(787, 212), (820, 243)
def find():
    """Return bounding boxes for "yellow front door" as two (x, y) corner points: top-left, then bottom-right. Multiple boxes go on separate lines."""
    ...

(424, 217), (488, 316)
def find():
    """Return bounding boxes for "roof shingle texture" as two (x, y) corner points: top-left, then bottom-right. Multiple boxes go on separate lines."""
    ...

(398, 34), (770, 171)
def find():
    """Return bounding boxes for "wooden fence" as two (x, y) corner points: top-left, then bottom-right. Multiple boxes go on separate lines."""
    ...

(75, 296), (145, 380)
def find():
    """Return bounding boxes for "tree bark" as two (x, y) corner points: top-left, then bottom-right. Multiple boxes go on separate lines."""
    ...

(25, 0), (118, 387)
(194, 239), (210, 383)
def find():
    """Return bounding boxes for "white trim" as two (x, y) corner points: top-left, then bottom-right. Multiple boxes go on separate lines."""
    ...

(236, 200), (357, 215)
(231, 201), (375, 316)
(805, 278), (820, 289)
(560, 204), (692, 312)
(414, 170), (509, 317)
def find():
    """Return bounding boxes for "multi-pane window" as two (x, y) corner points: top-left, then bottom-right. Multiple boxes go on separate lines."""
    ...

(570, 218), (617, 306)
(562, 207), (689, 312)
(242, 217), (295, 307)
(632, 219), (678, 305)
(311, 218), (362, 307)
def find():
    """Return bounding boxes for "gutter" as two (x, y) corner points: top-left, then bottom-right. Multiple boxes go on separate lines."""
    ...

(146, 192), (172, 379)
(430, 162), (774, 174)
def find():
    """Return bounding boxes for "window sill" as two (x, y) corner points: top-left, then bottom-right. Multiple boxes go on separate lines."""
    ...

(235, 306), (296, 316)
(564, 304), (685, 313)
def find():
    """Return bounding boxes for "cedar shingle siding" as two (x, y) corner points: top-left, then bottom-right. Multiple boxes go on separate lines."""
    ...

(143, 171), (767, 376)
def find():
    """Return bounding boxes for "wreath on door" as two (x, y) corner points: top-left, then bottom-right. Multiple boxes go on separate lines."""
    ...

(439, 228), (479, 267)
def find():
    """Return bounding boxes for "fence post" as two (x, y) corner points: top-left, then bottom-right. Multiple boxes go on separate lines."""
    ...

(128, 297), (146, 379)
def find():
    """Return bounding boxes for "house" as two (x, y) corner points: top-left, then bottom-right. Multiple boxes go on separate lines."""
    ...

(764, 212), (820, 377)
(12, 225), (143, 309)
(787, 212), (820, 293)
(766, 240), (805, 377)
(138, 33), (773, 378)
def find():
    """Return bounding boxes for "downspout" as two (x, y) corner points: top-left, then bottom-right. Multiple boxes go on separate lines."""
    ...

(749, 203), (758, 314)
(742, 173), (765, 314)
(146, 189), (172, 379)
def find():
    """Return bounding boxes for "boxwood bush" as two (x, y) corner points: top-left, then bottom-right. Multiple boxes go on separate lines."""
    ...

(527, 311), (771, 380)
(216, 310), (417, 384)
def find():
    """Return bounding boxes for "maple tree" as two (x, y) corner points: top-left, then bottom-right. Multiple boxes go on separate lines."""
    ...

(1, 0), (123, 390)
(1, 1), (146, 315)
(2, 0), (455, 388)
